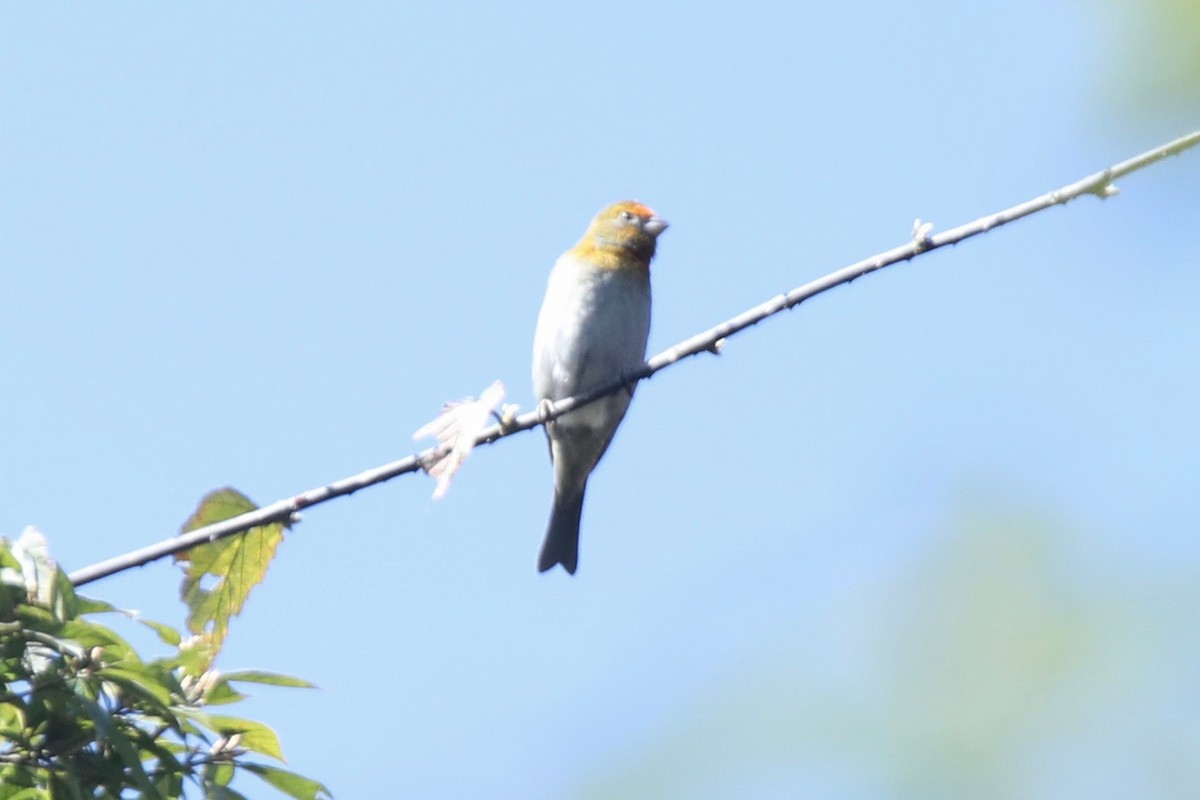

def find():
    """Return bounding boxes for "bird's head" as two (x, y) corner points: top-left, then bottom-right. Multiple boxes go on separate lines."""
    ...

(573, 201), (669, 270)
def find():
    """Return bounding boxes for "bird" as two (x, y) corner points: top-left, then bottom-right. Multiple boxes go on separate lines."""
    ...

(532, 200), (669, 574)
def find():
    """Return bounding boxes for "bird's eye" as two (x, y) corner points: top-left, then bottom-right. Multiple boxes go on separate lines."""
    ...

(618, 210), (634, 222)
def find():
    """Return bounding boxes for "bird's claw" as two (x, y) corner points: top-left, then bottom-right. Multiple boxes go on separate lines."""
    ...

(621, 364), (649, 397)
(535, 398), (556, 425)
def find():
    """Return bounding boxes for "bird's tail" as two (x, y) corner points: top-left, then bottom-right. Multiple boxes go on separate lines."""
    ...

(538, 487), (585, 574)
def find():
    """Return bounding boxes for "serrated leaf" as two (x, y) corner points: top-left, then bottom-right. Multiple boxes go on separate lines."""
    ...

(178, 488), (258, 542)
(242, 762), (332, 800)
(223, 670), (318, 689)
(177, 488), (285, 667)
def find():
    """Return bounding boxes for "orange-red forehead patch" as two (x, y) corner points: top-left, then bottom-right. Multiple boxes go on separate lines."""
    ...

(601, 200), (657, 220)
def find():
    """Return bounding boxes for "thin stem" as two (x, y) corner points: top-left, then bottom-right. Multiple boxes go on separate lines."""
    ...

(68, 130), (1200, 587)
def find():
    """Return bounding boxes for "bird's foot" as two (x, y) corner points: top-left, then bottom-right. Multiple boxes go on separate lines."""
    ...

(535, 397), (556, 425)
(618, 369), (643, 398)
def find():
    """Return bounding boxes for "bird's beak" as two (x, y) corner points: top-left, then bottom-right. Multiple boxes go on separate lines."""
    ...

(644, 216), (669, 237)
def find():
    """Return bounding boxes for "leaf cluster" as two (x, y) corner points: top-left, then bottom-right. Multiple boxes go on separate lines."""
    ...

(0, 525), (327, 799)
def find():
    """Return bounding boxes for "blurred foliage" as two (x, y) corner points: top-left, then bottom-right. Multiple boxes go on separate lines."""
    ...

(0, 527), (326, 799)
(1103, 0), (1200, 114)
(581, 503), (1200, 798)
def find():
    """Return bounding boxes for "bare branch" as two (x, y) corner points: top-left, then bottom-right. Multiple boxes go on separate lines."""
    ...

(67, 130), (1200, 587)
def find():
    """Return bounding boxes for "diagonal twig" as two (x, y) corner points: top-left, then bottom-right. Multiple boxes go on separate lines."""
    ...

(67, 129), (1200, 587)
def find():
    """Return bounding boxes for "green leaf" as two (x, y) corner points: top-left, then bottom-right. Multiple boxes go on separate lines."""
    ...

(0, 764), (42, 797)
(204, 761), (236, 787)
(0, 788), (49, 800)
(57, 619), (136, 663)
(75, 692), (115, 740)
(46, 775), (81, 800)
(168, 706), (211, 737)
(223, 670), (318, 689)
(133, 616), (183, 647)
(202, 678), (247, 707)
(75, 600), (185, 648)
(177, 488), (286, 666)
(152, 769), (183, 799)
(154, 738), (188, 755)
(12, 604), (56, 630)
(0, 696), (27, 736)
(132, 730), (186, 768)
(74, 596), (119, 614)
(0, 542), (23, 572)
(242, 762), (333, 800)
(180, 487), (259, 533)
(203, 714), (285, 761)
(155, 635), (217, 678)
(67, 694), (163, 799)
(105, 725), (164, 800)
(46, 569), (80, 622)
(97, 665), (176, 711)
(0, 581), (17, 619)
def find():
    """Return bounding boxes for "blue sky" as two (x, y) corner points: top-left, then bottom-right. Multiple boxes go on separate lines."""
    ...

(3, 3), (1198, 798)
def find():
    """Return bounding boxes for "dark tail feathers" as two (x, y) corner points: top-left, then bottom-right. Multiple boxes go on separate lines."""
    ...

(538, 488), (585, 574)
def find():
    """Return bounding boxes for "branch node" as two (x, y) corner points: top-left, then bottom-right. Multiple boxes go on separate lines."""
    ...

(494, 403), (521, 433)
(912, 218), (935, 250)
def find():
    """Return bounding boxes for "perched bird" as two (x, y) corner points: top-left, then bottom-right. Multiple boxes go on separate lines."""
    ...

(532, 201), (668, 574)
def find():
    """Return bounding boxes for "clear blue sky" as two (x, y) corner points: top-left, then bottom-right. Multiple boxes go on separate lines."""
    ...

(3, 3), (1198, 798)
